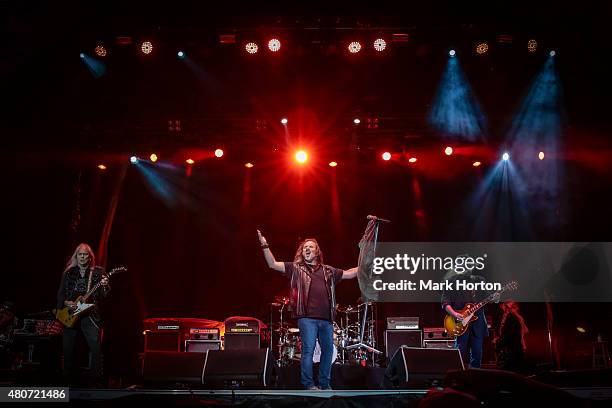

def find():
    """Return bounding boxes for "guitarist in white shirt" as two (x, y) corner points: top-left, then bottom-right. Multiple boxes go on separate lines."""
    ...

(56, 243), (110, 386)
(441, 263), (499, 368)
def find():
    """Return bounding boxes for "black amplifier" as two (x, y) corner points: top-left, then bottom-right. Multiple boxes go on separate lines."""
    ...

(189, 328), (220, 340)
(225, 319), (260, 333)
(423, 327), (450, 340)
(386, 316), (419, 330)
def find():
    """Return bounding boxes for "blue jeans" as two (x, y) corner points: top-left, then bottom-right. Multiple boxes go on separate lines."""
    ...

(298, 318), (334, 389)
(455, 328), (484, 368)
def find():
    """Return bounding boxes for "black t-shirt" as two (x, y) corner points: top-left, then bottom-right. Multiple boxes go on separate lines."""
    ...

(283, 262), (344, 321)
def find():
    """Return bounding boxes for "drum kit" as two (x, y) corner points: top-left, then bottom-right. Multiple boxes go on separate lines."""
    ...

(269, 296), (380, 367)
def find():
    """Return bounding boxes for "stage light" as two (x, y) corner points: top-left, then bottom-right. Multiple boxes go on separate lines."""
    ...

(473, 161), (481, 167)
(444, 146), (453, 156)
(214, 149), (224, 158)
(353, 118), (361, 125)
(576, 326), (586, 333)
(373, 38), (387, 52)
(186, 158), (194, 165)
(382, 152), (392, 161)
(409, 157), (417, 163)
(280, 118), (288, 125)
(150, 153), (158, 162)
(94, 44), (107, 57)
(245, 42), (259, 54)
(268, 38), (281, 52)
(79, 53), (85, 59)
(527, 39), (537, 53)
(348, 41), (362, 54)
(449, 49), (456, 57)
(97, 164), (107, 170)
(549, 50), (556, 57)
(141, 41), (153, 55)
(295, 150), (308, 164)
(475, 42), (488, 55)
(177, 51), (185, 59)
(502, 152), (510, 161)
(329, 161), (338, 167)
(245, 162), (254, 168)
(130, 156), (138, 164)
(538, 151), (545, 160)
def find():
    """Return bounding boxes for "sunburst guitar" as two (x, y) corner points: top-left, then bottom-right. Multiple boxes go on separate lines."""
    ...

(444, 281), (518, 337)
(55, 266), (126, 328)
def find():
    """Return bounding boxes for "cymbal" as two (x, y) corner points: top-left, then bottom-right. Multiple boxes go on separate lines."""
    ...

(336, 304), (358, 313)
(287, 328), (299, 333)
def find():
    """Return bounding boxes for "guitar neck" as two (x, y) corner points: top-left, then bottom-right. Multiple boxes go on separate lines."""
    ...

(471, 286), (508, 314)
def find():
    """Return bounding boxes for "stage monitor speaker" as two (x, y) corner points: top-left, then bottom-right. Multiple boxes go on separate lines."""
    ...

(384, 329), (423, 359)
(144, 330), (181, 352)
(224, 332), (260, 350)
(185, 340), (221, 353)
(142, 351), (206, 384)
(383, 346), (464, 388)
(202, 349), (275, 388)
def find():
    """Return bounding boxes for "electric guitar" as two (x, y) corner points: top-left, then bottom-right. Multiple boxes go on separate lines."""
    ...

(55, 266), (126, 328)
(443, 281), (518, 337)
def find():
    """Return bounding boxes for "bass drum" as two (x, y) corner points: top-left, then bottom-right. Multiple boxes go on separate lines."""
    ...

(312, 340), (337, 363)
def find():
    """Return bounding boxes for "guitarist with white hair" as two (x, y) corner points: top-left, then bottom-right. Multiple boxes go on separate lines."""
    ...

(56, 243), (110, 386)
(441, 259), (499, 369)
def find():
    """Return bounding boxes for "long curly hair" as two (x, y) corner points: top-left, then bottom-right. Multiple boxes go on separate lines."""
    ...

(64, 243), (95, 273)
(293, 238), (324, 265)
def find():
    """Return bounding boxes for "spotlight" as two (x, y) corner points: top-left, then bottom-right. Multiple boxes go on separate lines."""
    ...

(538, 151), (545, 160)
(409, 157), (417, 163)
(382, 152), (392, 161)
(449, 49), (456, 57)
(475, 42), (489, 55)
(329, 161), (338, 167)
(502, 152), (510, 161)
(268, 38), (281, 52)
(177, 51), (185, 59)
(527, 39), (538, 53)
(186, 158), (194, 165)
(549, 50), (556, 57)
(245, 162), (254, 168)
(295, 150), (308, 164)
(79, 53), (85, 59)
(444, 146), (453, 156)
(141, 41), (153, 55)
(245, 42), (259, 54)
(576, 326), (586, 334)
(353, 118), (361, 125)
(97, 164), (107, 170)
(94, 44), (107, 57)
(280, 118), (288, 125)
(348, 41), (362, 54)
(130, 156), (138, 164)
(214, 149), (224, 158)
(150, 153), (158, 162)
(373, 38), (387, 52)
(473, 161), (481, 167)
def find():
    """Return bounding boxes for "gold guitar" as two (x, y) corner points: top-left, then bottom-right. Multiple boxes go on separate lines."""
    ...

(444, 281), (518, 337)
(55, 267), (126, 328)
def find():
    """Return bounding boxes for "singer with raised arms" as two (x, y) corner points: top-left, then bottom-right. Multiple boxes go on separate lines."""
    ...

(257, 230), (358, 390)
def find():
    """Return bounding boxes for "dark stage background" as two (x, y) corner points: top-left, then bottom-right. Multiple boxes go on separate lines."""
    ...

(3, 1), (612, 381)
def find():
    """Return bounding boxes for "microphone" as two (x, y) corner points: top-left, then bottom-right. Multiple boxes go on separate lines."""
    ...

(367, 215), (391, 223)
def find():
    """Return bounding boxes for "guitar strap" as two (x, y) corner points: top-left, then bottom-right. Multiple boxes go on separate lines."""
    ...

(86, 267), (93, 294)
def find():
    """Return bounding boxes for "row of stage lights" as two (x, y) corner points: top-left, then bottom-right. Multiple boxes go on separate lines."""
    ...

(89, 37), (545, 58)
(95, 147), (546, 171)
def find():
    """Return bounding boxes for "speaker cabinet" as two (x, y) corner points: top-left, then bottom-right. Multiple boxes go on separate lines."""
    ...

(142, 351), (206, 384)
(202, 349), (275, 388)
(224, 333), (260, 350)
(185, 340), (221, 353)
(384, 329), (423, 359)
(144, 330), (181, 352)
(383, 346), (464, 388)
(423, 339), (455, 349)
